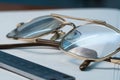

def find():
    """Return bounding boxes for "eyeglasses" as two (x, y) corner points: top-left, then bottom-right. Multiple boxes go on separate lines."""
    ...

(0, 14), (120, 71)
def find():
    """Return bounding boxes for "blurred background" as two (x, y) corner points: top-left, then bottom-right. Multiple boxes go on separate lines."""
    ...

(0, 0), (119, 10)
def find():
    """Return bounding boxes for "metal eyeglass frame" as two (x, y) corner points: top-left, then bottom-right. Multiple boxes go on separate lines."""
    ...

(0, 13), (120, 71)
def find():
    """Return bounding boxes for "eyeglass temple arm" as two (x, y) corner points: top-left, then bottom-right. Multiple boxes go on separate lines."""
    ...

(0, 39), (59, 49)
(105, 57), (120, 64)
(51, 14), (120, 33)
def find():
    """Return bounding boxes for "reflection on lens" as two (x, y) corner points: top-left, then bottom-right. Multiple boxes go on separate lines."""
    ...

(69, 47), (98, 59)
(7, 15), (62, 39)
(65, 30), (81, 40)
(61, 24), (120, 59)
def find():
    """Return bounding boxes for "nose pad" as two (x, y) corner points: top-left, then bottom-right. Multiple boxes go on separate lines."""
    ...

(51, 30), (65, 41)
(69, 47), (98, 59)
(17, 22), (25, 28)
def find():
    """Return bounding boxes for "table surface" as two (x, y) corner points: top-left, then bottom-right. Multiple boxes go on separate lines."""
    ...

(0, 8), (120, 80)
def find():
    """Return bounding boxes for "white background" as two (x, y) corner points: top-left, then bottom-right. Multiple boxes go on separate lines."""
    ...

(0, 8), (120, 80)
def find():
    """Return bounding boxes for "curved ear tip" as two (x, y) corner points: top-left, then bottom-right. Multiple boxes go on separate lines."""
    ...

(79, 60), (92, 71)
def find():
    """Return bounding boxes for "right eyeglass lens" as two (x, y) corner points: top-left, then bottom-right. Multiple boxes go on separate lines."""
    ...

(61, 23), (120, 59)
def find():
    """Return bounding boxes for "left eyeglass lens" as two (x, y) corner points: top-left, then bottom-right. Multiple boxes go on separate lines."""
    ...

(7, 15), (63, 39)
(61, 23), (120, 59)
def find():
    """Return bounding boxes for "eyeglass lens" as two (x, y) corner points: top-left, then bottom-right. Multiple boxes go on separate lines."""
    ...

(7, 15), (62, 39)
(61, 24), (120, 59)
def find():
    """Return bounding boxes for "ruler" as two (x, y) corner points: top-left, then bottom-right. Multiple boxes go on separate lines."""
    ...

(0, 51), (75, 80)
